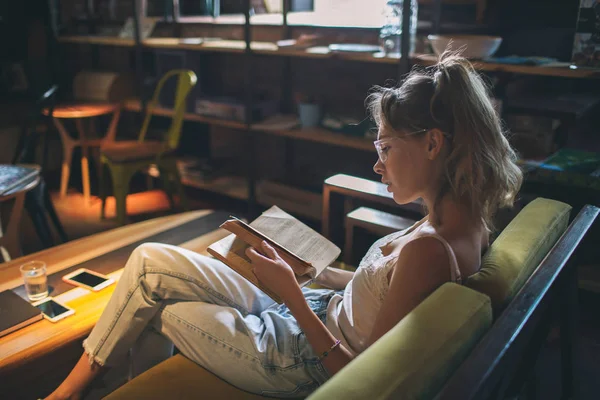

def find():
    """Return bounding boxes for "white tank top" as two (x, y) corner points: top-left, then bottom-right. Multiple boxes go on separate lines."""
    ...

(325, 218), (462, 355)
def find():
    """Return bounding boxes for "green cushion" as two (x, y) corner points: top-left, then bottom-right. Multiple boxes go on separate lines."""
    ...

(104, 353), (273, 400)
(466, 198), (571, 313)
(308, 283), (492, 400)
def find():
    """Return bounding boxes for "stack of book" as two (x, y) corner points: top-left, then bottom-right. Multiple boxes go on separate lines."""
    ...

(521, 148), (600, 190)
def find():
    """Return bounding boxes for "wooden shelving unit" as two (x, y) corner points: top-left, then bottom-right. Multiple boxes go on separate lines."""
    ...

(123, 99), (247, 130)
(180, 175), (249, 200)
(58, 35), (600, 78)
(57, 2), (600, 216)
(57, 35), (136, 47)
(416, 54), (600, 79)
(124, 100), (375, 152)
(254, 118), (375, 152)
(58, 35), (403, 63)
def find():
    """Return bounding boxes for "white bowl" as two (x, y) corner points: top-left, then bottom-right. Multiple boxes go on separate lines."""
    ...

(427, 35), (503, 59)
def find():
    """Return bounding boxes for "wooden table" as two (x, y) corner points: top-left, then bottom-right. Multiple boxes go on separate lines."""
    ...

(46, 103), (121, 203)
(0, 165), (41, 261)
(0, 209), (230, 398)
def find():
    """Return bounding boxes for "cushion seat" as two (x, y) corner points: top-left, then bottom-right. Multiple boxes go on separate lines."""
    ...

(101, 140), (174, 163)
(104, 353), (275, 400)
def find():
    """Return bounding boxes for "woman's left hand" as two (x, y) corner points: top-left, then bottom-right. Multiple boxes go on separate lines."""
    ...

(245, 241), (302, 304)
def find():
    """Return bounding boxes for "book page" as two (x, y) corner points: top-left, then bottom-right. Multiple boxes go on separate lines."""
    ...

(249, 206), (340, 278)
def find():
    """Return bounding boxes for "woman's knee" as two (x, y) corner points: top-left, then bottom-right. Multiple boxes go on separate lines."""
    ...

(130, 242), (201, 274)
(133, 242), (169, 258)
(127, 243), (172, 272)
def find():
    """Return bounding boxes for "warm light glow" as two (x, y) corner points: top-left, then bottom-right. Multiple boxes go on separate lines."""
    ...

(148, 164), (160, 178)
(52, 190), (173, 220)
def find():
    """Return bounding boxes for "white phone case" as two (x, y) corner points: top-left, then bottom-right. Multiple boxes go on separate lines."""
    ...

(32, 297), (75, 323)
(62, 268), (115, 291)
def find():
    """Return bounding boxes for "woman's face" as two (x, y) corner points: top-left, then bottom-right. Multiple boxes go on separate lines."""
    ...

(373, 125), (434, 205)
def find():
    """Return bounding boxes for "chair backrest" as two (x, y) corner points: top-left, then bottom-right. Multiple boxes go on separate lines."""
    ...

(138, 70), (197, 150)
(12, 85), (58, 165)
(465, 197), (571, 314)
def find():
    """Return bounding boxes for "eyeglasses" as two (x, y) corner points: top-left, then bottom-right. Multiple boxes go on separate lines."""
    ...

(373, 129), (453, 163)
(373, 129), (427, 163)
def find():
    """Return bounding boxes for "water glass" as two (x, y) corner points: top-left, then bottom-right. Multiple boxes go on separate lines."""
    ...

(20, 261), (49, 301)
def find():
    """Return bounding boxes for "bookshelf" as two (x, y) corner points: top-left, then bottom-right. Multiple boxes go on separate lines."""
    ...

(58, 35), (600, 78)
(123, 99), (247, 130)
(55, 1), (600, 218)
(180, 175), (249, 200)
(123, 100), (375, 152)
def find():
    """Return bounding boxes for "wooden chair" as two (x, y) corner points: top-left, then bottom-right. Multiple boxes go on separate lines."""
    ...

(99, 70), (197, 225)
(323, 173), (525, 265)
(322, 174), (424, 260)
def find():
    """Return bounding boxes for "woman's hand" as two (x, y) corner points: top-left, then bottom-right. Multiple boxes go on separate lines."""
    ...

(245, 241), (303, 305)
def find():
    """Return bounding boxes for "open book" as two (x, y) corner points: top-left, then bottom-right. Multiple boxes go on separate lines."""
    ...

(207, 206), (341, 303)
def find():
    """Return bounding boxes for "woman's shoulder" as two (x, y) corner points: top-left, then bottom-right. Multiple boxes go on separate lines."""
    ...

(384, 235), (454, 302)
(407, 222), (485, 280)
(397, 235), (451, 274)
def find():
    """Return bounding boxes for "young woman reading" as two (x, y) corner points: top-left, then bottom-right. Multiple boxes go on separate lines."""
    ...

(46, 52), (522, 399)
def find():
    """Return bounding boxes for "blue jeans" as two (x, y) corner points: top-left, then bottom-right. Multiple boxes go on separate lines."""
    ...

(83, 243), (337, 397)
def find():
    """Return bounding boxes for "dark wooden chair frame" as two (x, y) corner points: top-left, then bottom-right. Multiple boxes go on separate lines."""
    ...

(12, 85), (68, 247)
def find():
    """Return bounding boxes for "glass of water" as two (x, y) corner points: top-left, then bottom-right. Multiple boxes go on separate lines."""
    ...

(20, 261), (49, 301)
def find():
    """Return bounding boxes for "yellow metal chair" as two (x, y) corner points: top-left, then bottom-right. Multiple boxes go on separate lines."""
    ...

(99, 70), (197, 225)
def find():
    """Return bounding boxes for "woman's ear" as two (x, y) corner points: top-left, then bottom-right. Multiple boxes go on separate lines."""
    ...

(426, 129), (445, 160)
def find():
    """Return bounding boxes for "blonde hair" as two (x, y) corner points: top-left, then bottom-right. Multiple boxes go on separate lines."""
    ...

(367, 51), (523, 231)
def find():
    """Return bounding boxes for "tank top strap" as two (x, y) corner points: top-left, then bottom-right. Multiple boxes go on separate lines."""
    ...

(381, 216), (429, 248)
(419, 233), (462, 284)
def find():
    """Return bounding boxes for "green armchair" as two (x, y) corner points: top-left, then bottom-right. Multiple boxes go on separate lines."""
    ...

(105, 177), (598, 399)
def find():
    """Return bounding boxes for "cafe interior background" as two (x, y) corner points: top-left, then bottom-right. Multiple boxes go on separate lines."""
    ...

(0, 0), (600, 399)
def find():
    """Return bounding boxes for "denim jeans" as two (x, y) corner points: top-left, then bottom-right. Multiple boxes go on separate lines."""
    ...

(83, 243), (337, 397)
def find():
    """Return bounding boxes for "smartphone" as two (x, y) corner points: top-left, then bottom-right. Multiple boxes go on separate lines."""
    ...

(62, 268), (115, 291)
(33, 297), (75, 322)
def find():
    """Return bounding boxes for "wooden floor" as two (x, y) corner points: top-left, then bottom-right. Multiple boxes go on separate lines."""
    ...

(10, 189), (600, 400)
(18, 186), (244, 256)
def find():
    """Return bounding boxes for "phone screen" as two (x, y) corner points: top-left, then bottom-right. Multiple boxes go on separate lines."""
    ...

(36, 299), (70, 318)
(69, 271), (108, 287)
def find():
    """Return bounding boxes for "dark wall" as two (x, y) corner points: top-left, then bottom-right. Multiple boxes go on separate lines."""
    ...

(0, 0), (55, 95)
(490, 0), (581, 60)
(0, 3), (29, 62)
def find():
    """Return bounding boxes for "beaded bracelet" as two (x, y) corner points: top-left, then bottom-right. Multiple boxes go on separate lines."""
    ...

(318, 339), (341, 361)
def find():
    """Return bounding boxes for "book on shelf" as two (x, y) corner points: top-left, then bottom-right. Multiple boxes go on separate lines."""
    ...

(0, 290), (43, 338)
(207, 206), (341, 303)
(571, 0), (600, 69)
(535, 148), (600, 174)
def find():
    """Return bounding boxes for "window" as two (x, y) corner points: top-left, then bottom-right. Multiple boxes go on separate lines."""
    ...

(143, 0), (219, 19)
(179, 0), (218, 17)
(143, 0), (387, 27)
(308, 0), (386, 27)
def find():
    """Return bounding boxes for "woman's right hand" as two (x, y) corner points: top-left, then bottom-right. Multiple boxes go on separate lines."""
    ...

(246, 241), (304, 305)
